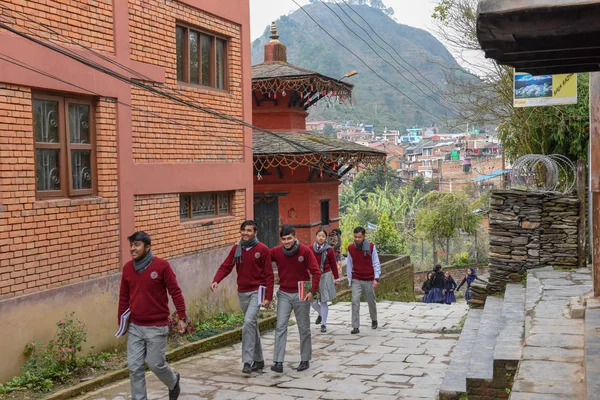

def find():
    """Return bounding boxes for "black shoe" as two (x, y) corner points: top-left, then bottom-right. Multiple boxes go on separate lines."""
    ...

(169, 372), (181, 400)
(270, 362), (283, 373)
(242, 363), (252, 374)
(321, 325), (327, 333)
(372, 320), (378, 329)
(296, 361), (310, 371)
(315, 315), (322, 325)
(351, 328), (360, 334)
(252, 360), (265, 371)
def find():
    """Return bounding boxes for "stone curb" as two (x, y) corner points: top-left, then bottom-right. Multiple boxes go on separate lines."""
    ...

(44, 315), (278, 400)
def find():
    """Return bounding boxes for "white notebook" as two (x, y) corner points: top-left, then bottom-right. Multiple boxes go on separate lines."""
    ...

(114, 308), (131, 338)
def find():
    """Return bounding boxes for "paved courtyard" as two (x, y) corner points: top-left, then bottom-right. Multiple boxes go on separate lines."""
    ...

(83, 301), (468, 400)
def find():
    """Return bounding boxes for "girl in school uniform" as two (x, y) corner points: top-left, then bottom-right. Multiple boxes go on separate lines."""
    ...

(421, 273), (433, 303)
(443, 271), (457, 304)
(311, 229), (341, 333)
(457, 267), (477, 301)
(429, 264), (445, 304)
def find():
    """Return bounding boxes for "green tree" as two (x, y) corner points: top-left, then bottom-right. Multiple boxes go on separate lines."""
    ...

(322, 123), (336, 138)
(369, 213), (405, 254)
(352, 164), (399, 194)
(415, 191), (481, 265)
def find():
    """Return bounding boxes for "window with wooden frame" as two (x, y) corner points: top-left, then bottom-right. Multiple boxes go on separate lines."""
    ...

(176, 24), (228, 90)
(32, 94), (96, 199)
(180, 191), (233, 221)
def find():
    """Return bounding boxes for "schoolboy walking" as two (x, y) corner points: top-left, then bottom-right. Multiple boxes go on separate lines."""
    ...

(118, 232), (187, 400)
(211, 220), (274, 374)
(346, 227), (381, 334)
(269, 226), (321, 373)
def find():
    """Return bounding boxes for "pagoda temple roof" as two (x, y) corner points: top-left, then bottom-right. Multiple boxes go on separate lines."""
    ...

(252, 131), (386, 172)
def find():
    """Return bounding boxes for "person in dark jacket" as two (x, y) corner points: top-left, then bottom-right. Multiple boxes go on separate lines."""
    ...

(457, 267), (477, 301)
(421, 273), (432, 303)
(428, 264), (445, 304)
(443, 271), (457, 304)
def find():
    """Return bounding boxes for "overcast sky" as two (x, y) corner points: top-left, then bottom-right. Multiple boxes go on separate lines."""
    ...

(249, 0), (439, 41)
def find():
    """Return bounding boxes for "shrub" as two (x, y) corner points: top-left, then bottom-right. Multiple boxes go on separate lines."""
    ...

(0, 313), (87, 393)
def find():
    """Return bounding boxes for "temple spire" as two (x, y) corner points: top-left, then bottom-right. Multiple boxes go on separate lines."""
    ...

(264, 21), (287, 63)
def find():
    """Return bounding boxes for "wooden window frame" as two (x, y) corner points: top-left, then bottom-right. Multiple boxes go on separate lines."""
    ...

(176, 23), (229, 91)
(180, 191), (233, 221)
(32, 93), (97, 200)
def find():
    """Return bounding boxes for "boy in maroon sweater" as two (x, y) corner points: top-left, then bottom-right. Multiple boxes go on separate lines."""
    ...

(118, 232), (187, 400)
(269, 226), (321, 373)
(211, 220), (274, 374)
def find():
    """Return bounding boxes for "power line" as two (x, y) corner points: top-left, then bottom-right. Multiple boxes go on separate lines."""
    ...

(0, 18), (348, 176)
(320, 0), (460, 115)
(290, 0), (447, 122)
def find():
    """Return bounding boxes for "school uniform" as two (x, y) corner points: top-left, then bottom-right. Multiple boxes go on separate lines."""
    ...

(443, 277), (457, 304)
(270, 244), (321, 363)
(429, 271), (445, 303)
(347, 241), (381, 329)
(213, 241), (274, 366)
(457, 273), (477, 301)
(421, 279), (432, 303)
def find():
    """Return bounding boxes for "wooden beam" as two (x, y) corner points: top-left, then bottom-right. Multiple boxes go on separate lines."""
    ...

(308, 167), (319, 182)
(276, 166), (283, 179)
(590, 72), (600, 296)
(252, 91), (261, 107)
(339, 165), (353, 178)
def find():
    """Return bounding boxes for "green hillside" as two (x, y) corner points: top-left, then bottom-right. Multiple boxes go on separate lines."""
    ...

(251, 2), (464, 130)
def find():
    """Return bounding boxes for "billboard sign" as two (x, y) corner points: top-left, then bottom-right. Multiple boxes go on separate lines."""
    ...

(513, 72), (577, 107)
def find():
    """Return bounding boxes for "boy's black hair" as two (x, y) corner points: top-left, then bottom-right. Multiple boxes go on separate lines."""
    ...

(353, 226), (366, 235)
(127, 231), (151, 246)
(240, 220), (258, 231)
(280, 225), (296, 238)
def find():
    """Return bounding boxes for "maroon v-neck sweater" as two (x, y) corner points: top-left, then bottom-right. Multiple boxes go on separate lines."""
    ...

(213, 242), (275, 301)
(118, 257), (187, 326)
(270, 245), (321, 294)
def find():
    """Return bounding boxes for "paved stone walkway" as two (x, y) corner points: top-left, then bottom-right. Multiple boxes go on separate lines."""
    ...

(510, 266), (592, 400)
(83, 301), (468, 400)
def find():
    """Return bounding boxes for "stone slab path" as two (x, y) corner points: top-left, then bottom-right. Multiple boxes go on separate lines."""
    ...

(83, 301), (468, 400)
(510, 266), (592, 400)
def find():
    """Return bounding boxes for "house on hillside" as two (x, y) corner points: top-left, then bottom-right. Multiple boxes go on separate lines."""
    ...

(251, 24), (386, 246)
(0, 0), (253, 382)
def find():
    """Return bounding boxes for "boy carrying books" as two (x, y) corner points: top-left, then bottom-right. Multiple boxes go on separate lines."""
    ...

(211, 220), (274, 374)
(118, 232), (187, 400)
(269, 225), (321, 373)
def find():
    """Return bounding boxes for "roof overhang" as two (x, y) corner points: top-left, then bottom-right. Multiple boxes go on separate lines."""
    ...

(477, 0), (600, 75)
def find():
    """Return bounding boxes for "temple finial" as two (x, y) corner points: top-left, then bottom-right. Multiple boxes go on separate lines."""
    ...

(269, 21), (280, 41)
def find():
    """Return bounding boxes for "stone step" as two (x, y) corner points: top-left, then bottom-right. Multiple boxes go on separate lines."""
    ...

(494, 283), (526, 363)
(467, 296), (505, 381)
(439, 308), (483, 399)
(584, 300), (600, 399)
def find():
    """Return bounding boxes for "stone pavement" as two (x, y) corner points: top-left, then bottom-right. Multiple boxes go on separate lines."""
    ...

(510, 266), (592, 400)
(83, 301), (468, 400)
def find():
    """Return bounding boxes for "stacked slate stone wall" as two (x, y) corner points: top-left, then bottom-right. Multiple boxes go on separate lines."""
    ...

(488, 189), (580, 294)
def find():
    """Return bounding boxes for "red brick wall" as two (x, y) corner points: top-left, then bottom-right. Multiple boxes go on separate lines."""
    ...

(441, 157), (503, 192)
(2, 0), (114, 53)
(133, 190), (246, 259)
(0, 85), (120, 299)
(128, 0), (244, 164)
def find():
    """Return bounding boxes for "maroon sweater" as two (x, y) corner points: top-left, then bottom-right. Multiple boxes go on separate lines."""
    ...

(311, 246), (340, 279)
(270, 244), (321, 294)
(118, 257), (187, 327)
(213, 242), (274, 301)
(347, 242), (375, 281)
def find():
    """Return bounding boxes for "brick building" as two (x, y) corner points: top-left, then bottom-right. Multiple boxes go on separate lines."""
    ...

(440, 157), (505, 193)
(0, 0), (252, 380)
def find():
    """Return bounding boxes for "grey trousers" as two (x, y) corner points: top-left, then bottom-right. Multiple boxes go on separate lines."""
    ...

(238, 290), (263, 364)
(273, 290), (312, 363)
(351, 279), (378, 329)
(127, 323), (178, 400)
